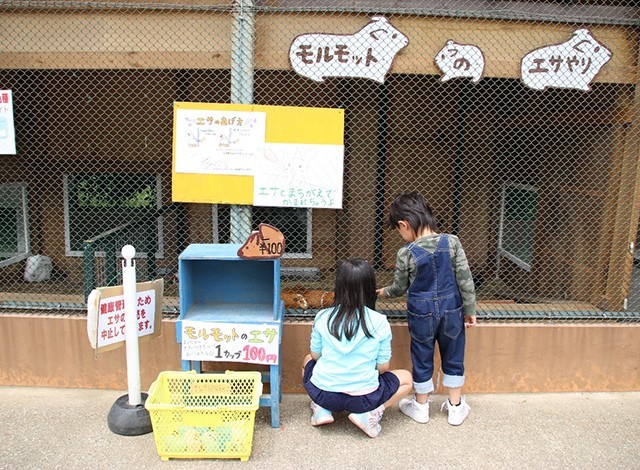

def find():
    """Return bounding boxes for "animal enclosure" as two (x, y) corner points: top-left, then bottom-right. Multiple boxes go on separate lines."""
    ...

(0, 1), (639, 323)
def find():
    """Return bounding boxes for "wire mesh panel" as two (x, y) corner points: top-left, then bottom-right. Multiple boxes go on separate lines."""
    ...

(0, 1), (639, 322)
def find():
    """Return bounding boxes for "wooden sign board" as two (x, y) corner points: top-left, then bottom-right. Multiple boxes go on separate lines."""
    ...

(237, 223), (285, 259)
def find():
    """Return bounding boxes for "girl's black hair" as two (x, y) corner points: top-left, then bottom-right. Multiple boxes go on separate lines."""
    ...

(327, 258), (377, 341)
(386, 191), (438, 234)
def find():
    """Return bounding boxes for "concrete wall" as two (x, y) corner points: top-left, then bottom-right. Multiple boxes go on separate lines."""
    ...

(1, 314), (638, 393)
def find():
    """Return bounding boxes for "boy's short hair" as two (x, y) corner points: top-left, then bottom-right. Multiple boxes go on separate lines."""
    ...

(386, 192), (438, 233)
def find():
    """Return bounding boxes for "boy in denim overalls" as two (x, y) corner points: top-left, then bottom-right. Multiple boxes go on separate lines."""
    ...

(377, 192), (477, 425)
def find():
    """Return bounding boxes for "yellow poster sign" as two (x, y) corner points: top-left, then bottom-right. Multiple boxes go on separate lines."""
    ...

(172, 102), (345, 208)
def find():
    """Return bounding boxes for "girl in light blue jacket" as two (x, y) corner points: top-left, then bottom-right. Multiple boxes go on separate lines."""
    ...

(301, 258), (412, 438)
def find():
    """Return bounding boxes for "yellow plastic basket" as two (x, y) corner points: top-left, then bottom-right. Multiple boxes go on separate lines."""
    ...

(145, 370), (263, 462)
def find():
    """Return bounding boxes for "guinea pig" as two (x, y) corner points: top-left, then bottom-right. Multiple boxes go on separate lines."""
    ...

(281, 289), (309, 309)
(435, 40), (485, 83)
(304, 290), (335, 309)
(520, 29), (612, 92)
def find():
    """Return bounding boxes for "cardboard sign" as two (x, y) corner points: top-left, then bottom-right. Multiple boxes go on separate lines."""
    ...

(181, 320), (280, 366)
(86, 278), (164, 353)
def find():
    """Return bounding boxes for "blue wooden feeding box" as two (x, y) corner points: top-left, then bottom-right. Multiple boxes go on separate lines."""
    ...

(176, 243), (283, 428)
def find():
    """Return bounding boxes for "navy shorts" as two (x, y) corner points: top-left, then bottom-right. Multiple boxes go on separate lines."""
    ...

(303, 359), (400, 414)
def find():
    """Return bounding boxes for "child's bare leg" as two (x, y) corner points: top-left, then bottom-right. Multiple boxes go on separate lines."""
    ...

(415, 392), (430, 404)
(448, 386), (462, 405)
(383, 369), (412, 408)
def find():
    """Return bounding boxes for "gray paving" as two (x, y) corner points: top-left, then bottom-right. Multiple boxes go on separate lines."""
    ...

(1, 386), (639, 469)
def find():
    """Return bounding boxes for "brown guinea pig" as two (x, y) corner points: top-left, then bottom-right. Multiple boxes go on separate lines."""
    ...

(281, 289), (308, 309)
(304, 290), (335, 309)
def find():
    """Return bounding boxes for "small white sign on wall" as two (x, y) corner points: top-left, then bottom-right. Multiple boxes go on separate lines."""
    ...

(182, 320), (280, 366)
(435, 40), (485, 83)
(0, 90), (16, 155)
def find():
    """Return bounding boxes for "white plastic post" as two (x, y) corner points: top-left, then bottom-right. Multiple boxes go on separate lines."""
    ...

(121, 245), (141, 406)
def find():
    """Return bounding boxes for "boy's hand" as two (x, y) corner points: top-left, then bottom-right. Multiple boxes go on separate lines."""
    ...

(465, 315), (477, 328)
(376, 288), (385, 298)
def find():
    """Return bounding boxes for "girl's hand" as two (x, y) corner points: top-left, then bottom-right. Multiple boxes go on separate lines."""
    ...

(376, 288), (385, 298)
(465, 315), (477, 328)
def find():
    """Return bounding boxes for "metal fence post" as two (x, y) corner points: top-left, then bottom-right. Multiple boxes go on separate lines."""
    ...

(229, 0), (255, 244)
(83, 241), (95, 302)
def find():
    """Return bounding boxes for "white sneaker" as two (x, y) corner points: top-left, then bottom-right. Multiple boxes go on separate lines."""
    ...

(348, 405), (384, 438)
(399, 395), (430, 423)
(310, 401), (334, 426)
(441, 396), (470, 426)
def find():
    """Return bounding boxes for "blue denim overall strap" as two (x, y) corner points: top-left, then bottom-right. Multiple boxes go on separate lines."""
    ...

(407, 234), (460, 308)
(405, 235), (466, 393)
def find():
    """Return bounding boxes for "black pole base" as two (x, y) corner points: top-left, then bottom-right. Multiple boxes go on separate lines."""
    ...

(107, 393), (153, 436)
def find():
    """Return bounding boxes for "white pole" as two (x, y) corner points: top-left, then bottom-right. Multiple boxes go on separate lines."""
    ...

(121, 245), (141, 406)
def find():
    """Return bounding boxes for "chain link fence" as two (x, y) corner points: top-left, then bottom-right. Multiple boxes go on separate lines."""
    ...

(0, 0), (639, 322)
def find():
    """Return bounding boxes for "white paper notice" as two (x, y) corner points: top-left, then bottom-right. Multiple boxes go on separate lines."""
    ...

(96, 288), (156, 349)
(0, 90), (16, 155)
(181, 320), (280, 365)
(174, 109), (266, 175)
(253, 142), (344, 208)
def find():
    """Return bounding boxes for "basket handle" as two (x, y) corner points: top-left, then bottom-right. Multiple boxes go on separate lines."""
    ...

(147, 378), (160, 397)
(145, 379), (186, 411)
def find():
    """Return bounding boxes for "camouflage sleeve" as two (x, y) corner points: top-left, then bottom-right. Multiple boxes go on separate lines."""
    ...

(450, 236), (476, 317)
(382, 246), (414, 298)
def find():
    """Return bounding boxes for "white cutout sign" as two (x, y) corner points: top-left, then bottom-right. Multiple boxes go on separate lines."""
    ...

(435, 40), (485, 83)
(521, 29), (612, 92)
(289, 16), (409, 84)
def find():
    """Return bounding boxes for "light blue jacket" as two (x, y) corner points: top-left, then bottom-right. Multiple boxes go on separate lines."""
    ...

(310, 306), (392, 393)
